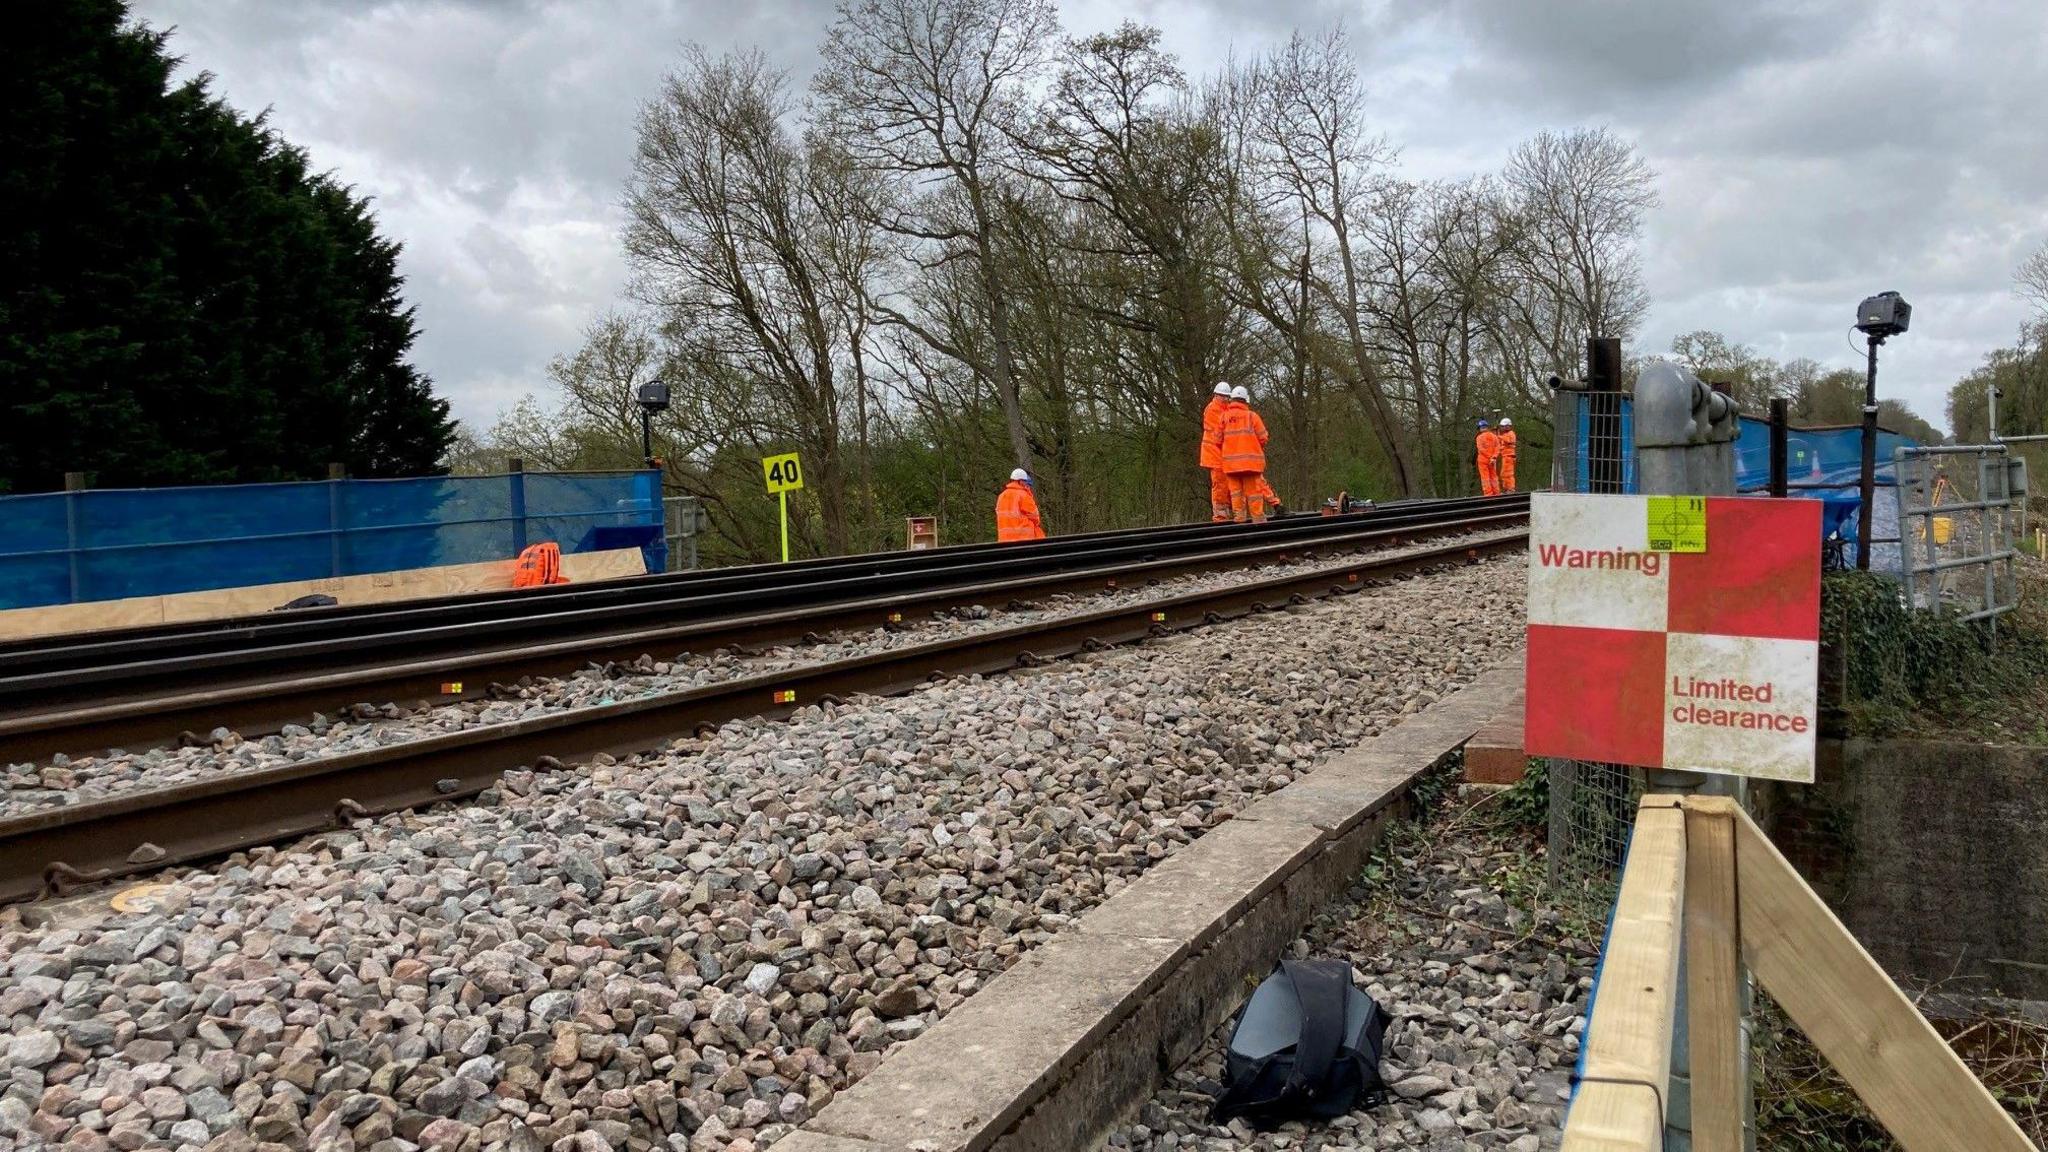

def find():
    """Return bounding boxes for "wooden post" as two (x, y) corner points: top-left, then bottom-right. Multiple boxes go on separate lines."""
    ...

(1683, 802), (1744, 1152)
(1714, 795), (2036, 1152)
(1563, 800), (1687, 1152)
(63, 471), (88, 603)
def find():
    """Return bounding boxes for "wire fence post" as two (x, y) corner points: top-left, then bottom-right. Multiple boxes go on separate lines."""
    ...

(326, 463), (347, 578)
(63, 471), (87, 603)
(507, 458), (528, 557)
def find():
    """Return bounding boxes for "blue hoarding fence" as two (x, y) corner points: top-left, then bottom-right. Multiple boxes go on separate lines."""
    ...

(0, 470), (665, 611)
(1552, 392), (1921, 569)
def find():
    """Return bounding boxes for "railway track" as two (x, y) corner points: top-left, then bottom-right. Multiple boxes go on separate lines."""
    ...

(0, 495), (1517, 671)
(0, 525), (1526, 904)
(0, 495), (1527, 761)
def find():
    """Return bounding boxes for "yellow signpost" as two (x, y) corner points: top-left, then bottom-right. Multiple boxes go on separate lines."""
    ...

(761, 453), (804, 562)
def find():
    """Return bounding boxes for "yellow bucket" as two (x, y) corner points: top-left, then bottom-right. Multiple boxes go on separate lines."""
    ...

(1931, 516), (1954, 545)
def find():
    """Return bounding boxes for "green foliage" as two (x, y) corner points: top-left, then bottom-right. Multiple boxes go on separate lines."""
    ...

(0, 0), (453, 493)
(1670, 330), (1943, 444)
(1949, 320), (2048, 443)
(1822, 570), (2048, 737)
(1495, 759), (1550, 831)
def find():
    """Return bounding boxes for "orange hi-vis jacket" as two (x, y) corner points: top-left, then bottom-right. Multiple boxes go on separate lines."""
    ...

(1498, 428), (1517, 464)
(1201, 396), (1229, 469)
(1219, 401), (1266, 475)
(1476, 428), (1502, 465)
(995, 480), (1045, 542)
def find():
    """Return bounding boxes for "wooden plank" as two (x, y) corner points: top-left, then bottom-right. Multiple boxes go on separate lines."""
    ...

(1723, 794), (2038, 1152)
(1563, 798), (1687, 1152)
(0, 547), (649, 641)
(1683, 799), (1744, 1152)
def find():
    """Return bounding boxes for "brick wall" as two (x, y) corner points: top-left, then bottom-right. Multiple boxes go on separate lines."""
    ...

(1765, 738), (2048, 1000)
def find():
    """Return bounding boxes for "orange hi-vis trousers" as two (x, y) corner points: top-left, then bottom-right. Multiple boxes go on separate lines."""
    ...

(1209, 468), (1231, 522)
(1225, 474), (1269, 523)
(1477, 458), (1500, 497)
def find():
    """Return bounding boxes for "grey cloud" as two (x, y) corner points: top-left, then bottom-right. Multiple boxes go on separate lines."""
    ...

(134, 0), (841, 425)
(131, 0), (2048, 433)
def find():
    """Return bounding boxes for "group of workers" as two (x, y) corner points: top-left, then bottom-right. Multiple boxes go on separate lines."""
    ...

(1203, 383), (1279, 523)
(995, 381), (1282, 542)
(997, 389), (1515, 542)
(1475, 418), (1518, 496)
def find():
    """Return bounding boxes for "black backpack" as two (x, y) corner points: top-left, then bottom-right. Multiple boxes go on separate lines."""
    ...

(1210, 959), (1392, 1128)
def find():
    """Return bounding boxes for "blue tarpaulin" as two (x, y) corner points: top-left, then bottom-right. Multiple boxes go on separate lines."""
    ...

(1733, 416), (1915, 494)
(0, 471), (664, 611)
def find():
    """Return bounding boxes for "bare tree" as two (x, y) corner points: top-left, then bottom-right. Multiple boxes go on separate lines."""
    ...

(1503, 127), (1657, 356)
(1031, 22), (1260, 513)
(1362, 178), (1521, 492)
(1237, 28), (1421, 496)
(814, 0), (1061, 479)
(2020, 241), (2048, 315)
(626, 48), (873, 554)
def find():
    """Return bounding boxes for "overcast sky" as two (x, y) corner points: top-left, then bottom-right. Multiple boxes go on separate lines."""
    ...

(132, 0), (2048, 434)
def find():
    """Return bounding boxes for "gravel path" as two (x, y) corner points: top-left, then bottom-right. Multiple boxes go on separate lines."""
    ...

(0, 531), (1516, 818)
(1107, 786), (1596, 1152)
(0, 557), (1526, 1152)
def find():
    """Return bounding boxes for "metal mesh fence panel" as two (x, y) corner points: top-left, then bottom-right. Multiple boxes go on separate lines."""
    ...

(1544, 758), (1645, 912)
(1550, 391), (1636, 495)
(1897, 445), (2026, 622)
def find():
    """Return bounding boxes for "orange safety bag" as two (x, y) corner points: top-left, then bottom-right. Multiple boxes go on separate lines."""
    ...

(512, 542), (570, 588)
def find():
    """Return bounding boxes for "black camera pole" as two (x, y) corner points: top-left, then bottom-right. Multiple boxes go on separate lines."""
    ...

(1856, 333), (1884, 570)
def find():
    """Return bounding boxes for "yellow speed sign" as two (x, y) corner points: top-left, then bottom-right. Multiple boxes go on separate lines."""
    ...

(762, 453), (805, 494)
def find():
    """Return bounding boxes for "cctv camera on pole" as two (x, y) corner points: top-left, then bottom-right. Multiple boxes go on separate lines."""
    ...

(635, 379), (671, 470)
(1852, 292), (1909, 570)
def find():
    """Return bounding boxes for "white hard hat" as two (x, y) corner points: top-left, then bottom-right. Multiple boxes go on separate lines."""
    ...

(1230, 386), (1249, 401)
(1010, 468), (1030, 481)
(1212, 382), (1231, 396)
(1499, 417), (1513, 428)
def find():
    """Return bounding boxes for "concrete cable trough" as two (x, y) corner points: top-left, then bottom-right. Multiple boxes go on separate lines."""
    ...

(776, 664), (1524, 1152)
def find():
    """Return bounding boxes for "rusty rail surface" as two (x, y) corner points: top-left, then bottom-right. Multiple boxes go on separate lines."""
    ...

(0, 530), (1525, 904)
(0, 504), (1526, 761)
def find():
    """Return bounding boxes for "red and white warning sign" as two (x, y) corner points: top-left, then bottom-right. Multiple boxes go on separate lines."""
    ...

(1523, 492), (1822, 782)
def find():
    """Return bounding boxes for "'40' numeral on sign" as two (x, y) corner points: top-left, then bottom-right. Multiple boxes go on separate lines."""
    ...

(761, 453), (804, 494)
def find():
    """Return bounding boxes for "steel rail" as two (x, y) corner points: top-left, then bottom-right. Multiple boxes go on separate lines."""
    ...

(0, 495), (1525, 674)
(0, 530), (1526, 904)
(0, 498), (1521, 699)
(0, 507), (1527, 761)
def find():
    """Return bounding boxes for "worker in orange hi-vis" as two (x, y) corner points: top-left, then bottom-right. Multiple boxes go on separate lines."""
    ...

(1497, 417), (1518, 493)
(995, 468), (1046, 542)
(1233, 385), (1281, 516)
(1219, 388), (1270, 522)
(1200, 382), (1232, 522)
(1474, 419), (1502, 497)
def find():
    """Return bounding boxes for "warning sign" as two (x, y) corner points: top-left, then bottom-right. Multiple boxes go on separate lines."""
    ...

(1524, 493), (1821, 782)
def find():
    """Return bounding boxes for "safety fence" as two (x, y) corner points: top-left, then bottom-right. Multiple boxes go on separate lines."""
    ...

(0, 470), (664, 610)
(1550, 390), (1636, 495)
(1896, 444), (2030, 625)
(1563, 795), (2036, 1152)
(1545, 759), (1644, 917)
